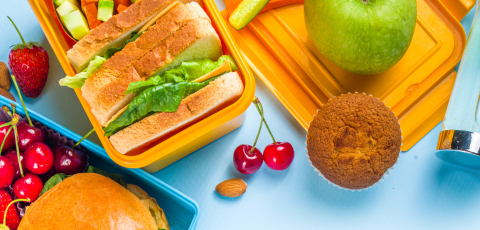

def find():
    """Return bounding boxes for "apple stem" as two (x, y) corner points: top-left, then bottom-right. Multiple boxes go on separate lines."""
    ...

(11, 115), (23, 178)
(253, 98), (277, 145)
(73, 128), (95, 148)
(0, 126), (12, 153)
(7, 16), (26, 46)
(250, 97), (264, 154)
(3, 198), (30, 228)
(10, 75), (33, 127)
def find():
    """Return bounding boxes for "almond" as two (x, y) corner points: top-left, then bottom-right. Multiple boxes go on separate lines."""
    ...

(0, 88), (15, 102)
(215, 179), (247, 197)
(0, 62), (10, 90)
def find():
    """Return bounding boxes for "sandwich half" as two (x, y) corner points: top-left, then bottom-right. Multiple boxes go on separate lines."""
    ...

(81, 2), (222, 126)
(66, 0), (205, 72)
(109, 71), (244, 154)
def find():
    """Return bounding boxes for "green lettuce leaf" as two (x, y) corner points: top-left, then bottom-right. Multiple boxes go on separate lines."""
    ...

(104, 78), (217, 136)
(124, 55), (238, 94)
(85, 166), (127, 188)
(104, 31), (144, 59)
(59, 56), (106, 88)
(38, 166), (127, 197)
(39, 173), (69, 196)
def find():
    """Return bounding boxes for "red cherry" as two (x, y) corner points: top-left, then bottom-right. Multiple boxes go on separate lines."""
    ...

(263, 142), (295, 170)
(0, 121), (14, 153)
(0, 156), (15, 188)
(4, 150), (28, 181)
(24, 142), (53, 175)
(17, 121), (45, 151)
(53, 145), (88, 175)
(233, 145), (263, 174)
(13, 173), (43, 202)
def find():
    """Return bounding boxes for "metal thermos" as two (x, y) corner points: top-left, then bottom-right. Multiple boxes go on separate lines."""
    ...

(436, 4), (480, 169)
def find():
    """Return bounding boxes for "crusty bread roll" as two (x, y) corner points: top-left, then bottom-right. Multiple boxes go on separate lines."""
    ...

(18, 173), (159, 230)
(109, 72), (244, 154)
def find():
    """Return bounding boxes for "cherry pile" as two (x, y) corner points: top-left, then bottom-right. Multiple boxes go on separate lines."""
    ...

(233, 97), (295, 174)
(0, 75), (92, 230)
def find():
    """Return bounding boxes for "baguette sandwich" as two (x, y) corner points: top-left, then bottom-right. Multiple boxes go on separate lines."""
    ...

(60, 0), (244, 155)
(19, 173), (170, 230)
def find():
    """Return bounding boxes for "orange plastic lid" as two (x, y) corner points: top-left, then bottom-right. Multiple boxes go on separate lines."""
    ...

(223, 0), (475, 151)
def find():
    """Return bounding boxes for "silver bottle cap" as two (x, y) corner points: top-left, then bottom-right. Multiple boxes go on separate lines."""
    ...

(436, 130), (480, 169)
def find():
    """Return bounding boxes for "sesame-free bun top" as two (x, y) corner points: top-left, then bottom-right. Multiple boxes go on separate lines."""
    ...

(18, 173), (157, 230)
(307, 93), (402, 190)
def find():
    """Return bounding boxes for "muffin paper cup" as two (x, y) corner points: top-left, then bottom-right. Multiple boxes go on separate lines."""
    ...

(0, 108), (87, 217)
(306, 92), (403, 192)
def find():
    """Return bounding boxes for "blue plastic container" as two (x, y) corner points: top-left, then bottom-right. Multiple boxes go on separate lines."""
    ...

(0, 97), (199, 230)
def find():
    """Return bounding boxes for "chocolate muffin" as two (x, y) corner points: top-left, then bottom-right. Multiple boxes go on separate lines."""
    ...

(306, 93), (401, 190)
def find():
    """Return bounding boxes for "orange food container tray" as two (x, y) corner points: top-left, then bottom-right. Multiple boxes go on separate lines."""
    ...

(224, 0), (476, 151)
(27, 0), (255, 172)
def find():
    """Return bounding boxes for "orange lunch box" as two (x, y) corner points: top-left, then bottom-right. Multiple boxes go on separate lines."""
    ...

(27, 0), (255, 172)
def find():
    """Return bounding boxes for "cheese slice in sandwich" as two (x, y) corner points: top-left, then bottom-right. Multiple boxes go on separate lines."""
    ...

(89, 15), (223, 126)
(109, 71), (244, 155)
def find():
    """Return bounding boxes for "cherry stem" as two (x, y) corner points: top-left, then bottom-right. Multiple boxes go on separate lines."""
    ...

(0, 122), (12, 129)
(253, 98), (277, 145)
(3, 198), (30, 228)
(2, 106), (11, 117)
(250, 98), (264, 154)
(7, 16), (26, 46)
(73, 128), (95, 148)
(11, 115), (23, 178)
(11, 75), (33, 127)
(0, 126), (12, 153)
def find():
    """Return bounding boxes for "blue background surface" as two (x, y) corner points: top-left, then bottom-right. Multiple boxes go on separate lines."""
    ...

(1, 1), (479, 229)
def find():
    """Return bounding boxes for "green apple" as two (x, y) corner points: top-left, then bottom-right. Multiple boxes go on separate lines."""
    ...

(304, 0), (417, 75)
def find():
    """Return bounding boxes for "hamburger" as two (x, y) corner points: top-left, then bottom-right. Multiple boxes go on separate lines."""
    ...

(18, 173), (169, 230)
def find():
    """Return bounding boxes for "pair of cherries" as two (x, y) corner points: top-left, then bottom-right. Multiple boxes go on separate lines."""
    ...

(233, 97), (295, 174)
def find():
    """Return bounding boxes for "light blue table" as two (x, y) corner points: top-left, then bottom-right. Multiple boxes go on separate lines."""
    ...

(1, 2), (479, 230)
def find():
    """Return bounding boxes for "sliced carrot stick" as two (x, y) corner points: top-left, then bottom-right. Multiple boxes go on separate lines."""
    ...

(81, 0), (88, 7)
(117, 4), (129, 13)
(86, 0), (98, 2)
(83, 3), (102, 29)
(114, 0), (131, 14)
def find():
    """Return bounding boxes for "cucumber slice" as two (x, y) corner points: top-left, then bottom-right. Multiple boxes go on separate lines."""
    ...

(98, 0), (114, 22)
(229, 0), (269, 30)
(54, 0), (80, 8)
(62, 10), (90, 40)
(56, 1), (79, 17)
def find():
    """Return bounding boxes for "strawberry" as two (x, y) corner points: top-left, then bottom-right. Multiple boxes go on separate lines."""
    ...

(7, 16), (49, 99)
(0, 189), (20, 230)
